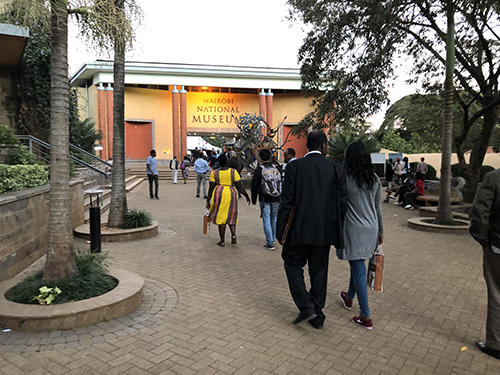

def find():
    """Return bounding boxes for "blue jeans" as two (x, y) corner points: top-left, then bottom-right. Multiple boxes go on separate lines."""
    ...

(196, 173), (207, 196)
(260, 201), (280, 246)
(347, 259), (370, 318)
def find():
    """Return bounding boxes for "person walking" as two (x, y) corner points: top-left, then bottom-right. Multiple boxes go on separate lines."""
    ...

(180, 156), (190, 184)
(338, 142), (383, 330)
(394, 158), (403, 184)
(282, 148), (297, 180)
(417, 157), (428, 179)
(469, 168), (500, 360)
(277, 131), (347, 329)
(206, 154), (250, 247)
(170, 156), (179, 184)
(194, 155), (210, 198)
(251, 149), (283, 251)
(146, 149), (159, 200)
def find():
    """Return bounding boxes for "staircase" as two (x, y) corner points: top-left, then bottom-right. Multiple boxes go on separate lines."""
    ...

(82, 174), (145, 224)
(15, 135), (144, 223)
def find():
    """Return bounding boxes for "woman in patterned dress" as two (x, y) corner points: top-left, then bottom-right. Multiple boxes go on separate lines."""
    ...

(181, 156), (190, 184)
(206, 154), (250, 247)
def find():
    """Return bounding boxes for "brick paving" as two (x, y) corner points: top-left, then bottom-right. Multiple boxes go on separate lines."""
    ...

(0, 179), (498, 374)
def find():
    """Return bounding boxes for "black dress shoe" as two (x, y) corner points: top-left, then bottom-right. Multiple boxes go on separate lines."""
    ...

(308, 316), (324, 330)
(476, 340), (500, 360)
(292, 311), (317, 325)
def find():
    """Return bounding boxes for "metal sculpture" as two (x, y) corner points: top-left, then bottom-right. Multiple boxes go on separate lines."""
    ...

(231, 113), (291, 173)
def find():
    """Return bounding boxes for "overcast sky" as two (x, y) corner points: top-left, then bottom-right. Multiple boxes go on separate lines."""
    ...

(68, 0), (416, 129)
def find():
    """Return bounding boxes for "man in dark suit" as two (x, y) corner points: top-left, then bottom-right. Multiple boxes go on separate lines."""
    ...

(276, 130), (346, 329)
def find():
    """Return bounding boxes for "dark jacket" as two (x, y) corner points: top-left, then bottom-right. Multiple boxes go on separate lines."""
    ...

(469, 168), (500, 249)
(170, 159), (178, 170)
(385, 162), (394, 180)
(251, 161), (282, 204)
(276, 152), (347, 248)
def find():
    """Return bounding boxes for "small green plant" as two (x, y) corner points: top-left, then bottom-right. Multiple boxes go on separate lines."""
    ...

(33, 286), (62, 305)
(5, 250), (117, 305)
(0, 125), (19, 144)
(8, 145), (35, 165)
(0, 164), (49, 194)
(121, 209), (153, 229)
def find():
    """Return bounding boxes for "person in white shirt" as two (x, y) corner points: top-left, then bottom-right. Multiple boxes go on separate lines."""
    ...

(282, 148), (297, 179)
(194, 156), (210, 198)
(170, 156), (179, 184)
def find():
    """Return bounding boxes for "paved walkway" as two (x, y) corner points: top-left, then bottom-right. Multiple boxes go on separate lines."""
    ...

(0, 179), (497, 374)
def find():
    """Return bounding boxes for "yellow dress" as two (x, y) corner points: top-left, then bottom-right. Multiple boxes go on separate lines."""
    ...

(209, 168), (241, 225)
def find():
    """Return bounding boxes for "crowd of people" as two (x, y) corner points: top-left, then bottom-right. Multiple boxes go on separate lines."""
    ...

(177, 132), (382, 331)
(144, 134), (500, 359)
(383, 156), (428, 209)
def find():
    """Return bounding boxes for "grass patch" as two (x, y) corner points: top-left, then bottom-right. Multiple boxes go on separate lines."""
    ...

(5, 250), (118, 305)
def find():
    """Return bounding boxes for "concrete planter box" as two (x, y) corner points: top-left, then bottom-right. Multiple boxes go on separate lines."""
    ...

(0, 267), (143, 332)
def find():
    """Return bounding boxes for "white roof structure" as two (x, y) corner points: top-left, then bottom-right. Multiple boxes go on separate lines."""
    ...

(70, 61), (303, 90)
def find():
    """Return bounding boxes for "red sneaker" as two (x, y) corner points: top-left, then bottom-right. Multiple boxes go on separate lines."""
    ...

(351, 316), (373, 330)
(340, 291), (352, 310)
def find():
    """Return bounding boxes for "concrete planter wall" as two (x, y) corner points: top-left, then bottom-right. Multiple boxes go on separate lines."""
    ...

(0, 179), (85, 281)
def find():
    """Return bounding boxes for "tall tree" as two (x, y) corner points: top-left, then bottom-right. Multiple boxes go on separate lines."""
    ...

(107, 0), (128, 228)
(44, 0), (76, 280)
(2, 0), (140, 280)
(288, 0), (500, 201)
(436, 0), (455, 224)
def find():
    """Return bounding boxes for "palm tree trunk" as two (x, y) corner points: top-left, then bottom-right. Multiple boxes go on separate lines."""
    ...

(107, 0), (128, 227)
(43, 0), (77, 280)
(435, 0), (454, 224)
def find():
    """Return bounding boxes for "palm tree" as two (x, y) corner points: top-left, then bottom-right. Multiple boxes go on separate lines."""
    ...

(2, 0), (140, 280)
(43, 0), (77, 280)
(328, 132), (380, 163)
(435, 0), (454, 225)
(107, 0), (128, 227)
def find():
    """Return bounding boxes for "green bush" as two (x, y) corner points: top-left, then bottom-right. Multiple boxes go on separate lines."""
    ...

(121, 209), (153, 229)
(8, 145), (35, 165)
(5, 250), (117, 305)
(0, 125), (19, 144)
(451, 163), (495, 182)
(0, 164), (49, 194)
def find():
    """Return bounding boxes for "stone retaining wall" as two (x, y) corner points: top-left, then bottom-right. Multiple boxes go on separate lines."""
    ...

(0, 180), (85, 281)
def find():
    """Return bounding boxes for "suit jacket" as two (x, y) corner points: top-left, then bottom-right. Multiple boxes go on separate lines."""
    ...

(276, 152), (347, 248)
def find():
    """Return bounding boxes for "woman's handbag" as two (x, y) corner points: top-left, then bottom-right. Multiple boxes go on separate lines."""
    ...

(203, 209), (210, 234)
(367, 245), (384, 292)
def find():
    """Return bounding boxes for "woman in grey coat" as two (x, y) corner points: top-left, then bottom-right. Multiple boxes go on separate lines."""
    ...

(338, 142), (384, 330)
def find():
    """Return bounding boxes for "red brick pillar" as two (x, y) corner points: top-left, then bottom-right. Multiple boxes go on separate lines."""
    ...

(266, 89), (274, 135)
(97, 83), (107, 159)
(259, 88), (266, 118)
(172, 86), (180, 159)
(180, 86), (187, 159)
(105, 83), (114, 160)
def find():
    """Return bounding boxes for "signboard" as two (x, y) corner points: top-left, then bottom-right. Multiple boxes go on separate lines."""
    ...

(370, 153), (386, 164)
(389, 153), (403, 162)
(94, 144), (103, 151)
(186, 92), (259, 129)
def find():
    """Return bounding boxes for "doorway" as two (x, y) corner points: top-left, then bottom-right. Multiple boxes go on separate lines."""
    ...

(125, 121), (153, 159)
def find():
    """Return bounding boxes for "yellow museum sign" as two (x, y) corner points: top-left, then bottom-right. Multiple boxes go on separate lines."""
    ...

(187, 92), (259, 128)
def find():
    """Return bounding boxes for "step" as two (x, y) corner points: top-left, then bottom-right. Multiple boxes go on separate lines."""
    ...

(126, 177), (144, 192)
(104, 175), (138, 189)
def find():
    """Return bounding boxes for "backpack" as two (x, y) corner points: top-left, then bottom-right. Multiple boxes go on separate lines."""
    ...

(260, 164), (282, 198)
(180, 161), (186, 170)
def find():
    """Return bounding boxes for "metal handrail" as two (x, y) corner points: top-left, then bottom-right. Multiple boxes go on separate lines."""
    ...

(15, 134), (110, 179)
